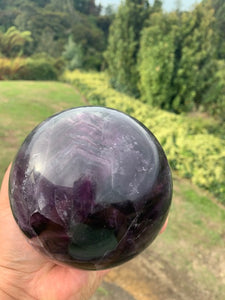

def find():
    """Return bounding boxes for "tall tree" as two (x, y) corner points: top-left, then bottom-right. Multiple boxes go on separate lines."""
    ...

(138, 2), (218, 112)
(211, 0), (225, 59)
(172, 2), (218, 112)
(104, 0), (150, 96)
(138, 11), (178, 109)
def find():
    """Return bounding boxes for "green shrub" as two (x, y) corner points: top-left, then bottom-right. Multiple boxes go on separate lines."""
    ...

(30, 53), (66, 76)
(64, 70), (225, 204)
(0, 57), (26, 80)
(0, 57), (59, 80)
(17, 58), (58, 80)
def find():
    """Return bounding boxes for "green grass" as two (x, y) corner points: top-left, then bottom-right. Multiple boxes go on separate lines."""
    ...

(0, 81), (84, 181)
(96, 286), (109, 296)
(153, 176), (225, 298)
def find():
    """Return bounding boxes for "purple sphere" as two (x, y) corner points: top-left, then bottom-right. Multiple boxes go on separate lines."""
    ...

(9, 107), (172, 270)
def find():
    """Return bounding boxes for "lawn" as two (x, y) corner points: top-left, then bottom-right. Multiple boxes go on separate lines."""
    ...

(0, 81), (84, 181)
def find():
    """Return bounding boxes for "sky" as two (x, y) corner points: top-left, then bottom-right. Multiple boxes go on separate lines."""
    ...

(96, 0), (202, 12)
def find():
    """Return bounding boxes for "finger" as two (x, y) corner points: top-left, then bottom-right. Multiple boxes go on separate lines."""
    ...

(0, 163), (12, 209)
(160, 217), (168, 234)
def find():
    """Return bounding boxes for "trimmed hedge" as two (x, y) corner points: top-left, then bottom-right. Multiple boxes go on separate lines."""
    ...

(63, 70), (225, 204)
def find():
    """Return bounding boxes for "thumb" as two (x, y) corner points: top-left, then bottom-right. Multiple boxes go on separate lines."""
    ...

(0, 164), (12, 211)
(160, 217), (169, 234)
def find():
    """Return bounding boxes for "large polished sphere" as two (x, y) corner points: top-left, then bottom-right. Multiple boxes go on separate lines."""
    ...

(9, 107), (172, 270)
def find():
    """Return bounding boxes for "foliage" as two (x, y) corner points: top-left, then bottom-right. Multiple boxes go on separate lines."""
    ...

(14, 4), (71, 56)
(31, 0), (50, 7)
(17, 58), (58, 80)
(152, 0), (163, 12)
(96, 13), (115, 42)
(62, 36), (83, 70)
(0, 0), (111, 70)
(202, 59), (225, 121)
(0, 4), (19, 31)
(63, 70), (225, 204)
(205, 0), (225, 59)
(138, 3), (218, 113)
(73, 0), (101, 16)
(0, 57), (25, 79)
(71, 14), (106, 70)
(0, 57), (58, 80)
(104, 0), (225, 120)
(45, 0), (75, 13)
(36, 28), (62, 58)
(0, 26), (32, 57)
(138, 12), (177, 109)
(104, 0), (150, 96)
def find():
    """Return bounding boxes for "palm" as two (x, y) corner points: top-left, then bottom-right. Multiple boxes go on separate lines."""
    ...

(0, 166), (106, 300)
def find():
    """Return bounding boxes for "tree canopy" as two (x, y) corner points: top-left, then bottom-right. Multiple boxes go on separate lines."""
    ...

(0, 0), (112, 69)
(105, 0), (225, 119)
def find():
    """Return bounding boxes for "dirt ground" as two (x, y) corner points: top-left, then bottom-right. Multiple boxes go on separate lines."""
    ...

(91, 247), (206, 300)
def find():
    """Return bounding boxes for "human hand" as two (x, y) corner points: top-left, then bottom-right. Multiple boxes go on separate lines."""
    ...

(0, 165), (108, 300)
